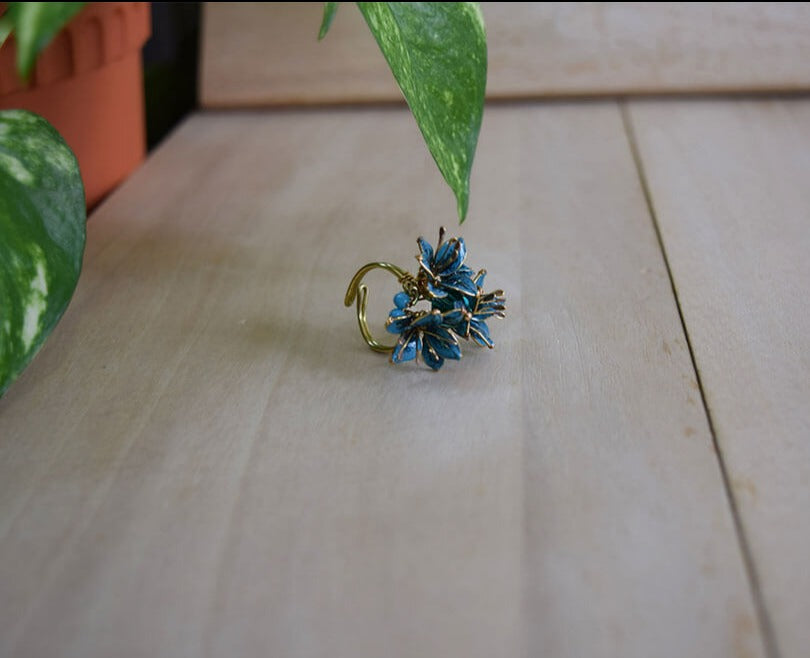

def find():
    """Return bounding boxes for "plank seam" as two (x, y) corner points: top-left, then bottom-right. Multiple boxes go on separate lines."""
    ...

(618, 100), (781, 658)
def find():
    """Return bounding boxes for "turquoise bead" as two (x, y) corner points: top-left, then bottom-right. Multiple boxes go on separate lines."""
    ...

(393, 291), (410, 310)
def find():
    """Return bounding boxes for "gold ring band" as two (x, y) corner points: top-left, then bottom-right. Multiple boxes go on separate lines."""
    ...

(344, 262), (413, 353)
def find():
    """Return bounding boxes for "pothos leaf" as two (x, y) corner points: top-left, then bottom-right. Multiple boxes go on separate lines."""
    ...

(318, 2), (339, 40)
(0, 110), (86, 397)
(356, 2), (487, 222)
(0, 15), (13, 50)
(5, 2), (86, 80)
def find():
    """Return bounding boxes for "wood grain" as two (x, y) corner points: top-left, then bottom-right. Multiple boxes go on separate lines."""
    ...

(628, 98), (810, 658)
(0, 105), (761, 657)
(200, 2), (810, 107)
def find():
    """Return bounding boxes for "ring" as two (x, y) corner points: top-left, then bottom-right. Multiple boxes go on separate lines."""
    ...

(344, 227), (506, 370)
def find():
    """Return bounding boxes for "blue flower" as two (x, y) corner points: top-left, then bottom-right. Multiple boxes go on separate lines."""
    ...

(385, 306), (461, 371)
(376, 229), (506, 370)
(416, 228), (478, 299)
(435, 271), (506, 349)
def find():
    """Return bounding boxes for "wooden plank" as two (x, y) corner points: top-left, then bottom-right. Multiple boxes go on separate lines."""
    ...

(199, 2), (397, 106)
(200, 2), (810, 107)
(628, 98), (810, 658)
(0, 104), (762, 657)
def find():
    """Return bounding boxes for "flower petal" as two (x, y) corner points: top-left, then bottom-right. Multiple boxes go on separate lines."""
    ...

(434, 237), (466, 275)
(391, 331), (420, 363)
(424, 333), (461, 360)
(425, 323), (457, 343)
(441, 306), (465, 324)
(469, 319), (494, 348)
(442, 272), (478, 297)
(431, 295), (455, 313)
(474, 290), (506, 318)
(411, 310), (442, 331)
(425, 280), (449, 299)
(417, 237), (434, 264)
(386, 308), (411, 334)
(444, 313), (470, 337)
(420, 341), (444, 370)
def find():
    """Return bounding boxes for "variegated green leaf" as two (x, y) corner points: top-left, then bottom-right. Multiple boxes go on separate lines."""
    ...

(5, 2), (86, 79)
(0, 15), (13, 50)
(356, 2), (486, 222)
(0, 110), (85, 397)
(318, 2), (339, 40)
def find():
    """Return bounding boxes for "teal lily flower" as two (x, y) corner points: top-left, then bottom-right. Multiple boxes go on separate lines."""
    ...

(386, 306), (462, 370)
(377, 229), (506, 370)
(416, 228), (478, 299)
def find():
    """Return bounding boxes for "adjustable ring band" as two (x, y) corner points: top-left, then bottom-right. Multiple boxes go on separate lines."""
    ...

(344, 262), (415, 353)
(345, 228), (506, 371)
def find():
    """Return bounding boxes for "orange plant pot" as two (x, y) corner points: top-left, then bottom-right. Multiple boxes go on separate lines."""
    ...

(0, 2), (151, 209)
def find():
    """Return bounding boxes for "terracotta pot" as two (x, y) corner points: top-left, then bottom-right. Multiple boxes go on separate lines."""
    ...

(0, 3), (151, 208)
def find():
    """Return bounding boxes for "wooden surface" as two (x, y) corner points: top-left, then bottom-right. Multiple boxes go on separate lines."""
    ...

(0, 101), (781, 657)
(629, 99), (810, 658)
(200, 2), (810, 107)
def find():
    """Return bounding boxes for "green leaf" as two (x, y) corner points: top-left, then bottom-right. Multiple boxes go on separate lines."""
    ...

(0, 15), (13, 50)
(6, 2), (85, 80)
(357, 2), (486, 222)
(0, 110), (86, 397)
(318, 2), (339, 40)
